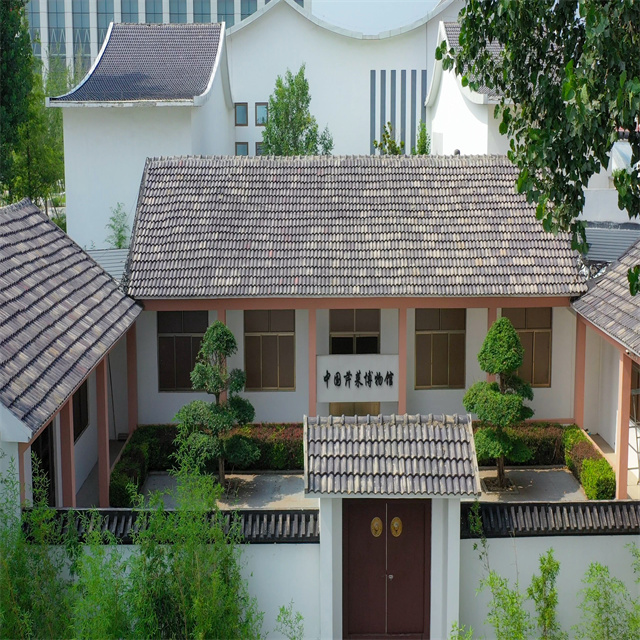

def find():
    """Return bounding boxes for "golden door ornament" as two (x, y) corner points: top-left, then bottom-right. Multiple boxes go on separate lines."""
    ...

(390, 517), (402, 537)
(371, 517), (383, 537)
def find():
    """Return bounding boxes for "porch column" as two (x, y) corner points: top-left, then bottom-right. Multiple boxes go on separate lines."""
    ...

(59, 400), (76, 507)
(97, 359), (110, 507)
(398, 308), (407, 414)
(126, 325), (138, 435)
(574, 316), (586, 429)
(218, 309), (227, 403)
(616, 352), (632, 499)
(18, 442), (28, 505)
(309, 308), (317, 417)
(487, 307), (497, 382)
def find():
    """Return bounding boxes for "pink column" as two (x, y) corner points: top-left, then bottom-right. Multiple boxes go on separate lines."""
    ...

(398, 308), (407, 415)
(126, 325), (138, 435)
(487, 307), (497, 382)
(574, 316), (586, 429)
(308, 308), (317, 417)
(59, 400), (76, 507)
(18, 442), (28, 504)
(616, 352), (632, 499)
(97, 360), (110, 507)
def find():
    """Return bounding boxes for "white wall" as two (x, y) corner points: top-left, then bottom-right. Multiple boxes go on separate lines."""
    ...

(241, 544), (321, 639)
(459, 535), (640, 637)
(583, 187), (630, 224)
(63, 106), (193, 249)
(487, 110), (509, 155)
(227, 309), (310, 423)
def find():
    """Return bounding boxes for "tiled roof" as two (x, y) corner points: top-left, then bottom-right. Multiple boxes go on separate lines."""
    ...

(573, 237), (640, 357)
(125, 155), (586, 299)
(0, 200), (141, 434)
(42, 508), (320, 544)
(461, 502), (640, 538)
(87, 248), (129, 283)
(443, 22), (502, 100)
(584, 224), (640, 264)
(50, 23), (221, 103)
(304, 413), (480, 496)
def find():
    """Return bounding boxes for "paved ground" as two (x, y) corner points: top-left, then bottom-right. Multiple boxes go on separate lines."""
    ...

(142, 467), (587, 509)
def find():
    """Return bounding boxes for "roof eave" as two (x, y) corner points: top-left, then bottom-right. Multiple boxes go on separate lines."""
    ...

(48, 99), (196, 108)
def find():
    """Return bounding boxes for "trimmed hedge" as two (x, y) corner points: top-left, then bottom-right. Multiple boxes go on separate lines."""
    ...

(110, 423), (304, 507)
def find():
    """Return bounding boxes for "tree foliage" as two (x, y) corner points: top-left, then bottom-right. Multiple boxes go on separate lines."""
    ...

(436, 0), (640, 292)
(464, 317), (533, 486)
(373, 122), (404, 155)
(175, 321), (256, 485)
(0, 0), (34, 188)
(261, 64), (333, 156)
(412, 120), (431, 155)
(105, 202), (131, 249)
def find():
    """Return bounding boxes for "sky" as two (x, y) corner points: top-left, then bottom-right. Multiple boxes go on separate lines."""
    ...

(311, 0), (442, 35)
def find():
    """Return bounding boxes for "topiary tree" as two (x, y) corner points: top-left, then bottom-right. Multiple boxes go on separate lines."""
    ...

(464, 317), (534, 487)
(175, 321), (256, 486)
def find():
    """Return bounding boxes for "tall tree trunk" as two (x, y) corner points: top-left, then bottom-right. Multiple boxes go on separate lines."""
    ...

(497, 455), (506, 488)
(218, 456), (225, 487)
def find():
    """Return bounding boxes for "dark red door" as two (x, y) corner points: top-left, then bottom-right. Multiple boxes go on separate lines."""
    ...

(343, 499), (431, 639)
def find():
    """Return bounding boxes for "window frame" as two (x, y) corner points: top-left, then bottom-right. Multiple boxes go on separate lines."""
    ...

(244, 310), (296, 391)
(234, 102), (248, 126)
(329, 309), (381, 355)
(235, 142), (249, 156)
(414, 309), (466, 390)
(255, 142), (264, 156)
(157, 311), (208, 392)
(255, 102), (268, 126)
(501, 307), (553, 388)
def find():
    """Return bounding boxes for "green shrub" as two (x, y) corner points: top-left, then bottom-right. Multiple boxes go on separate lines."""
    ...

(225, 423), (303, 471)
(581, 458), (616, 500)
(224, 433), (261, 469)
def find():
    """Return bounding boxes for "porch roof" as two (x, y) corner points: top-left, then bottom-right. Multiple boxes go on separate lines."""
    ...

(573, 237), (640, 358)
(125, 155), (586, 299)
(304, 413), (480, 497)
(0, 200), (141, 435)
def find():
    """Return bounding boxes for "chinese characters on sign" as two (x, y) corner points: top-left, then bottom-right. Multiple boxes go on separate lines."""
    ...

(323, 369), (394, 389)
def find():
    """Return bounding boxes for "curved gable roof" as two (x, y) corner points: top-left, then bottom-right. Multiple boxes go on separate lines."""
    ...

(125, 154), (586, 300)
(0, 200), (141, 434)
(49, 23), (222, 105)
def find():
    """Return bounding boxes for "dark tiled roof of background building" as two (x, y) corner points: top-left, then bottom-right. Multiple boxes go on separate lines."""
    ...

(0, 200), (141, 434)
(125, 155), (586, 299)
(304, 413), (480, 496)
(50, 23), (222, 103)
(573, 238), (640, 357)
(443, 22), (502, 100)
(87, 249), (129, 283)
(461, 502), (640, 538)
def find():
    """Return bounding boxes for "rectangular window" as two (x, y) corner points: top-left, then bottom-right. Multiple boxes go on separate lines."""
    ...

(415, 309), (465, 389)
(121, 0), (139, 22)
(193, 0), (211, 22)
(146, 0), (163, 23)
(48, 0), (66, 58)
(294, 0), (303, 6)
(255, 102), (268, 125)
(157, 311), (208, 391)
(255, 142), (264, 156)
(27, 0), (41, 56)
(235, 142), (249, 156)
(330, 309), (380, 355)
(97, 0), (114, 48)
(169, 0), (187, 22)
(631, 363), (640, 425)
(73, 0), (91, 73)
(501, 308), (552, 387)
(241, 0), (256, 19)
(217, 0), (234, 27)
(245, 310), (295, 390)
(235, 102), (248, 126)
(73, 380), (89, 442)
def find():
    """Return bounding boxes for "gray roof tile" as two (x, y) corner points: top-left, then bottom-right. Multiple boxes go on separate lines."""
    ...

(304, 413), (480, 497)
(573, 237), (640, 357)
(125, 155), (587, 299)
(0, 200), (141, 434)
(87, 248), (129, 283)
(50, 23), (221, 103)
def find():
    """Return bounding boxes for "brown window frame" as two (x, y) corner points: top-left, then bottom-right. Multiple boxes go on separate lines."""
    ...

(235, 142), (249, 156)
(234, 102), (248, 126)
(244, 310), (295, 391)
(501, 307), (552, 388)
(157, 311), (208, 392)
(73, 380), (89, 442)
(255, 102), (268, 126)
(255, 141), (264, 156)
(329, 309), (380, 355)
(414, 309), (466, 389)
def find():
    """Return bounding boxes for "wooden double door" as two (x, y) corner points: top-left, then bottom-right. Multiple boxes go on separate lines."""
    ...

(343, 499), (431, 639)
